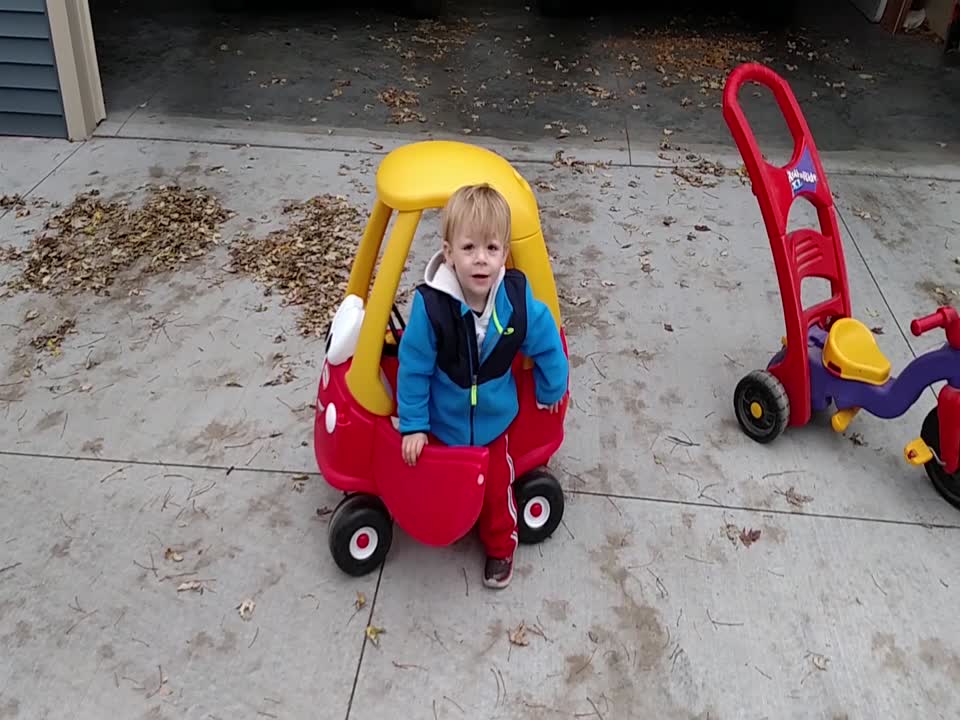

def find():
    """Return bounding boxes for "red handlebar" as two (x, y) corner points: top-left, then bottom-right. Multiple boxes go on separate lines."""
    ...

(911, 306), (960, 348)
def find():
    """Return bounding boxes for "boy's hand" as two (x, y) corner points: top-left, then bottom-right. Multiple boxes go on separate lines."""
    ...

(402, 433), (428, 466)
(539, 400), (562, 414)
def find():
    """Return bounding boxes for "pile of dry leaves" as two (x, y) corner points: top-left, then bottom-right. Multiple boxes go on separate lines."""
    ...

(5, 185), (231, 296)
(228, 194), (363, 337)
(378, 87), (426, 124)
(623, 27), (763, 93)
(383, 17), (476, 63)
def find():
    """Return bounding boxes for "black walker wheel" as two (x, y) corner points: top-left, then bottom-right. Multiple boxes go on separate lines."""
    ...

(733, 370), (790, 444)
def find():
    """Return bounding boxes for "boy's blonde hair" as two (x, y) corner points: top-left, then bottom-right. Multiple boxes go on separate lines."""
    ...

(441, 183), (511, 249)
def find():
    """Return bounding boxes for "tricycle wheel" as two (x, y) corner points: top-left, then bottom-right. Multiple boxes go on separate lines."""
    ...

(733, 370), (790, 444)
(514, 469), (564, 544)
(921, 408), (960, 510)
(328, 494), (393, 576)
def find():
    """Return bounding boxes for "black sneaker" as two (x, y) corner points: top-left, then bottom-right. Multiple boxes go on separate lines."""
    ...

(483, 556), (513, 589)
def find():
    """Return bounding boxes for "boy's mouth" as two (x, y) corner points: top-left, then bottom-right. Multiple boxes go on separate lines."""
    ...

(471, 273), (489, 281)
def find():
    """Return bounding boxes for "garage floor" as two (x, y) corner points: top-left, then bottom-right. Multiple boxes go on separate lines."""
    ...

(90, 0), (960, 154)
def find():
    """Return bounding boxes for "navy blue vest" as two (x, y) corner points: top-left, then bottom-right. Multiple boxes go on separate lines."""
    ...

(416, 269), (528, 389)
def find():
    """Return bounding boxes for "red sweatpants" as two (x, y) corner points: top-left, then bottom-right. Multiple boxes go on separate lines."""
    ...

(478, 433), (517, 560)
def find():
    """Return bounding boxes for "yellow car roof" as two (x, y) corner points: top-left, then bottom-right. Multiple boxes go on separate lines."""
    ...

(375, 140), (541, 240)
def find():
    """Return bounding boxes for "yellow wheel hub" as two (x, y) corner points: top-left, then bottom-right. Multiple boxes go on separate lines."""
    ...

(750, 401), (764, 419)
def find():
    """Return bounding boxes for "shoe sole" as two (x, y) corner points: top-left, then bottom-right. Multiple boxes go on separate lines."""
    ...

(483, 568), (513, 589)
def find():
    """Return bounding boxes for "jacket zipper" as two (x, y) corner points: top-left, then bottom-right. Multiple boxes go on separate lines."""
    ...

(465, 314), (480, 446)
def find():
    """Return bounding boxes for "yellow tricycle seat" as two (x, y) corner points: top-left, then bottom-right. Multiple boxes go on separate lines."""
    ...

(822, 317), (891, 385)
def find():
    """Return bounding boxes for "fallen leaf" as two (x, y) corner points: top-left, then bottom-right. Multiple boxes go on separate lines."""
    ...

(850, 433), (866, 446)
(663, 323), (674, 332)
(316, 506), (333, 518)
(237, 598), (256, 620)
(663, 216), (676, 227)
(509, 622), (530, 646)
(355, 592), (367, 610)
(783, 486), (813, 508)
(739, 528), (761, 547)
(723, 523), (740, 546)
(164, 548), (184, 563)
(290, 474), (308, 493)
(695, 224), (710, 232)
(30, 318), (76, 355)
(870, 326), (884, 335)
(365, 625), (385, 646)
(177, 581), (203, 593)
(811, 653), (829, 671)
(225, 381), (243, 388)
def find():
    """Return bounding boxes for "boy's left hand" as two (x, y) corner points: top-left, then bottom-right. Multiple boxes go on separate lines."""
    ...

(541, 400), (562, 414)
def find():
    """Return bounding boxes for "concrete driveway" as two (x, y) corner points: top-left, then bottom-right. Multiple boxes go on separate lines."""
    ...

(1, 124), (959, 719)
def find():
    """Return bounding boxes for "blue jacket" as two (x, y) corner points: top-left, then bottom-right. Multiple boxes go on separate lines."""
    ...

(397, 252), (569, 448)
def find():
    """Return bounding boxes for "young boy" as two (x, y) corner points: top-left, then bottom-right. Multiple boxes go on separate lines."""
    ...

(397, 183), (569, 589)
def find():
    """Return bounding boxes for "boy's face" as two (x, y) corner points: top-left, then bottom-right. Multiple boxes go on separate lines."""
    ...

(443, 229), (508, 304)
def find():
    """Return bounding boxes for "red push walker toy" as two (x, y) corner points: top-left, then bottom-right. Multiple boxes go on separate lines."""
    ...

(722, 63), (960, 508)
(314, 140), (569, 576)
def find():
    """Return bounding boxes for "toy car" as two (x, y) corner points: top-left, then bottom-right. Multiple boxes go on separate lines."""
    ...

(315, 140), (570, 576)
(722, 63), (960, 509)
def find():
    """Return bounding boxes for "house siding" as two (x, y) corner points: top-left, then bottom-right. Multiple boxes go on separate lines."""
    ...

(0, 0), (67, 138)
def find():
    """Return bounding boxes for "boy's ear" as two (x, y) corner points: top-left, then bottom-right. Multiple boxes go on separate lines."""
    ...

(442, 239), (452, 263)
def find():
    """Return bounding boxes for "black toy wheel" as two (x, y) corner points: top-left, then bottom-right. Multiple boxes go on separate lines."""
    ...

(733, 370), (790, 444)
(328, 494), (393, 576)
(921, 407), (960, 510)
(514, 469), (564, 544)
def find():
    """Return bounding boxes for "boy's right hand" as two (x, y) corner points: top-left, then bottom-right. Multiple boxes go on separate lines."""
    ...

(402, 433), (428, 466)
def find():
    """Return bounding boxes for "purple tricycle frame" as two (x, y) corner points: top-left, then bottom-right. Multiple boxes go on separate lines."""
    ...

(768, 327), (960, 420)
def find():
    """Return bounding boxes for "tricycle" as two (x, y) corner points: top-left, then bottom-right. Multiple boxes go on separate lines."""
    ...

(722, 62), (960, 508)
(315, 140), (570, 576)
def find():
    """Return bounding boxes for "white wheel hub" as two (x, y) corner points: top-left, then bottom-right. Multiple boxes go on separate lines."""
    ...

(523, 496), (550, 529)
(349, 527), (379, 560)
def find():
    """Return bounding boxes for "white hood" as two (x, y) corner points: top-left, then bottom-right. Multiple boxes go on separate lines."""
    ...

(423, 250), (505, 348)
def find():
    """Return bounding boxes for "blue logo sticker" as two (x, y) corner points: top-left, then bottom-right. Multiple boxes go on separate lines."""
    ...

(787, 148), (818, 196)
